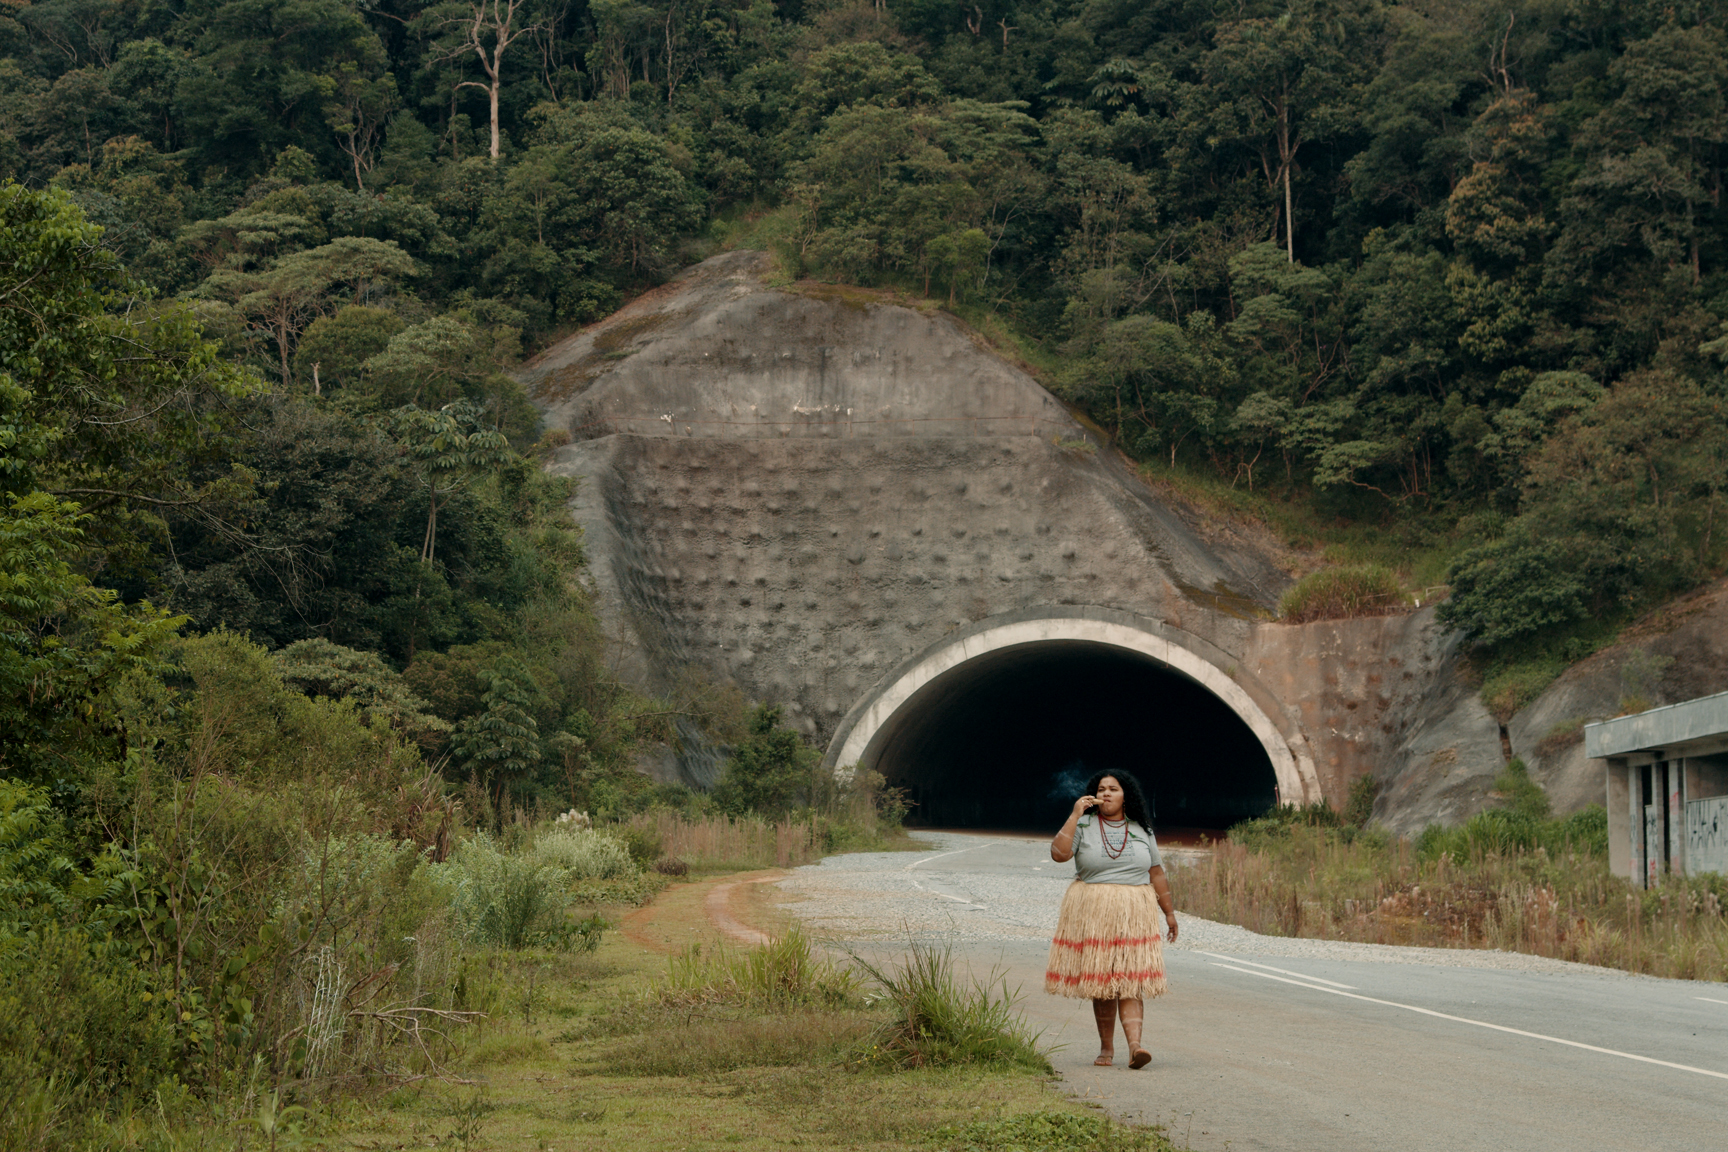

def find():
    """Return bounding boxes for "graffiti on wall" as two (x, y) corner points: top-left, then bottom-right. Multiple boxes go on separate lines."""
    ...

(1687, 796), (1728, 876)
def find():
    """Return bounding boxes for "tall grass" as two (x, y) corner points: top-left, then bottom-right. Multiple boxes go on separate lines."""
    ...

(1176, 823), (1728, 980)
(624, 811), (830, 871)
(849, 942), (1048, 1071)
(651, 928), (860, 1011)
(1278, 564), (1409, 622)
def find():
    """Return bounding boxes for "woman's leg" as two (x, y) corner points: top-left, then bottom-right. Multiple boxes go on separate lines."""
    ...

(1091, 998), (1118, 1065)
(1118, 997), (1149, 1067)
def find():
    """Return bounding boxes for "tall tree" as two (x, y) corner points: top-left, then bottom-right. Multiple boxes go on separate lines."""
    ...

(439, 0), (542, 160)
(1203, 2), (1375, 262)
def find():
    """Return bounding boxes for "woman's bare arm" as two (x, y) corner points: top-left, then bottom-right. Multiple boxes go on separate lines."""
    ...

(1150, 864), (1178, 942)
(1051, 795), (1095, 862)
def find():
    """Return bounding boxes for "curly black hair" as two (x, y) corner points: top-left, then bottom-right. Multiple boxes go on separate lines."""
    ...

(1084, 769), (1151, 829)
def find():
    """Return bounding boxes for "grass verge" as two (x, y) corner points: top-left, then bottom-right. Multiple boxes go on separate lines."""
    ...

(1176, 821), (1728, 980)
(121, 877), (1175, 1150)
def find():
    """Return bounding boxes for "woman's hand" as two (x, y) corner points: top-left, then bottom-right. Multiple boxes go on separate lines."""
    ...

(1052, 799), (1093, 862)
(1150, 864), (1177, 942)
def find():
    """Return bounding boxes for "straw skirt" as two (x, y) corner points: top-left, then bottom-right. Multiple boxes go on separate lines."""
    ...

(1044, 880), (1167, 1000)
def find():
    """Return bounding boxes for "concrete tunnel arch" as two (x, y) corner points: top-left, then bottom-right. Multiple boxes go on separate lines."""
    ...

(823, 608), (1321, 824)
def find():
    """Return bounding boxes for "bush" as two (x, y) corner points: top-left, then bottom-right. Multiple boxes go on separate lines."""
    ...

(1480, 657), (1565, 722)
(1493, 758), (1551, 820)
(445, 829), (642, 947)
(1343, 775), (1379, 828)
(0, 926), (174, 1149)
(1278, 565), (1407, 623)
(851, 941), (1047, 1071)
(614, 826), (662, 869)
(1229, 802), (1341, 851)
(1416, 804), (1607, 861)
(443, 834), (569, 949)
(527, 827), (637, 881)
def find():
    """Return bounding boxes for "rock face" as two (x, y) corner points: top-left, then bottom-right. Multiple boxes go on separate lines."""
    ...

(1242, 612), (1505, 836)
(526, 254), (1292, 775)
(1507, 579), (1728, 819)
(521, 251), (1628, 831)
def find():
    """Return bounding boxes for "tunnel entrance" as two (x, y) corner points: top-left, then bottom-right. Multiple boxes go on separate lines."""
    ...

(862, 641), (1278, 833)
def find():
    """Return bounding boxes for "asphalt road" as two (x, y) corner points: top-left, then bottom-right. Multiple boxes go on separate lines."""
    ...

(783, 833), (1728, 1152)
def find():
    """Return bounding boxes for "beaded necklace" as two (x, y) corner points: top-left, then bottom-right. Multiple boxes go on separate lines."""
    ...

(1098, 815), (1131, 859)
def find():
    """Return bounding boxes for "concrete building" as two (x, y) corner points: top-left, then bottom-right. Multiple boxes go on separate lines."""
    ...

(1586, 692), (1728, 886)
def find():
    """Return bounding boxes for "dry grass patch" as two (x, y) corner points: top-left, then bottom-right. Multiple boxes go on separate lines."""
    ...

(1176, 823), (1728, 979)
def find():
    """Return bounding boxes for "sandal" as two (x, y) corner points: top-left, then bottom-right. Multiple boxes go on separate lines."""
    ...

(1094, 1053), (1114, 1067)
(1128, 1048), (1151, 1070)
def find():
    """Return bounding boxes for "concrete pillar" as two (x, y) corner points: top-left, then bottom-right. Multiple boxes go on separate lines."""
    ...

(1671, 758), (1686, 877)
(1631, 762), (1647, 888)
(1607, 759), (1631, 880)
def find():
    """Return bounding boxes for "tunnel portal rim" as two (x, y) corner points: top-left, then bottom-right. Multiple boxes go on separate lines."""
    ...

(824, 606), (1319, 807)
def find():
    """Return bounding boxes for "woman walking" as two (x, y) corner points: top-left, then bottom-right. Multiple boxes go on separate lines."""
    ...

(1045, 770), (1178, 1068)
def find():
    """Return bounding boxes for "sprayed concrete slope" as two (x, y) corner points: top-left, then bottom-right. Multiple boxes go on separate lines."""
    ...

(520, 251), (1618, 831)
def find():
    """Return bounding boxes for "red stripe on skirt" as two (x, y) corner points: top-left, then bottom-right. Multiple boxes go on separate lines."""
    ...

(1045, 969), (1164, 985)
(1051, 935), (1161, 950)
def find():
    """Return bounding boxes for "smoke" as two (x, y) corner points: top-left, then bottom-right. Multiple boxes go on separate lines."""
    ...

(1046, 760), (1091, 805)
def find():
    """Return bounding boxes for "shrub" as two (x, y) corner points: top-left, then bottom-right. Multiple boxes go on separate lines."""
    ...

(445, 829), (641, 947)
(1534, 718), (1586, 758)
(1229, 801), (1340, 851)
(1493, 758), (1551, 820)
(851, 941), (1047, 1071)
(614, 826), (662, 869)
(527, 827), (637, 881)
(443, 834), (569, 949)
(1343, 775), (1379, 828)
(1480, 658), (1565, 722)
(0, 926), (174, 1149)
(1415, 804), (1607, 861)
(712, 704), (819, 817)
(1278, 565), (1407, 623)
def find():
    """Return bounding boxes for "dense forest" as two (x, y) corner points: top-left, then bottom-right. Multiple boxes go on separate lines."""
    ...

(5, 0), (1727, 663)
(4, 0), (1728, 1140)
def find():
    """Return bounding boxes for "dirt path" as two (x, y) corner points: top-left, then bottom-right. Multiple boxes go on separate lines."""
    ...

(618, 869), (790, 954)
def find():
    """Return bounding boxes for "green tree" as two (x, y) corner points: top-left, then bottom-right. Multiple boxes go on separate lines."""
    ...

(2, 181), (258, 566)
(1203, 2), (1375, 262)
(204, 236), (419, 386)
(272, 638), (450, 748)
(453, 655), (544, 803)
(712, 704), (817, 818)
(1443, 371), (1728, 646)
(390, 401), (512, 635)
(433, 0), (543, 161)
(1556, 24), (1728, 289)
(322, 59), (400, 192)
(294, 304), (405, 391)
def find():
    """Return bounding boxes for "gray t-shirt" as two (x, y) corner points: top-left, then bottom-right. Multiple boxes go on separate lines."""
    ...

(1072, 815), (1162, 885)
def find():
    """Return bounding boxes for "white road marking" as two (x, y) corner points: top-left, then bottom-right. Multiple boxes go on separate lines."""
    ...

(1696, 997), (1728, 1006)
(1209, 963), (1728, 1082)
(905, 841), (991, 908)
(905, 843), (990, 871)
(1197, 952), (1356, 989)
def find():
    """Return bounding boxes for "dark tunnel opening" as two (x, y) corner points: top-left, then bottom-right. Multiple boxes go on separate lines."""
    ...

(870, 641), (1277, 835)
